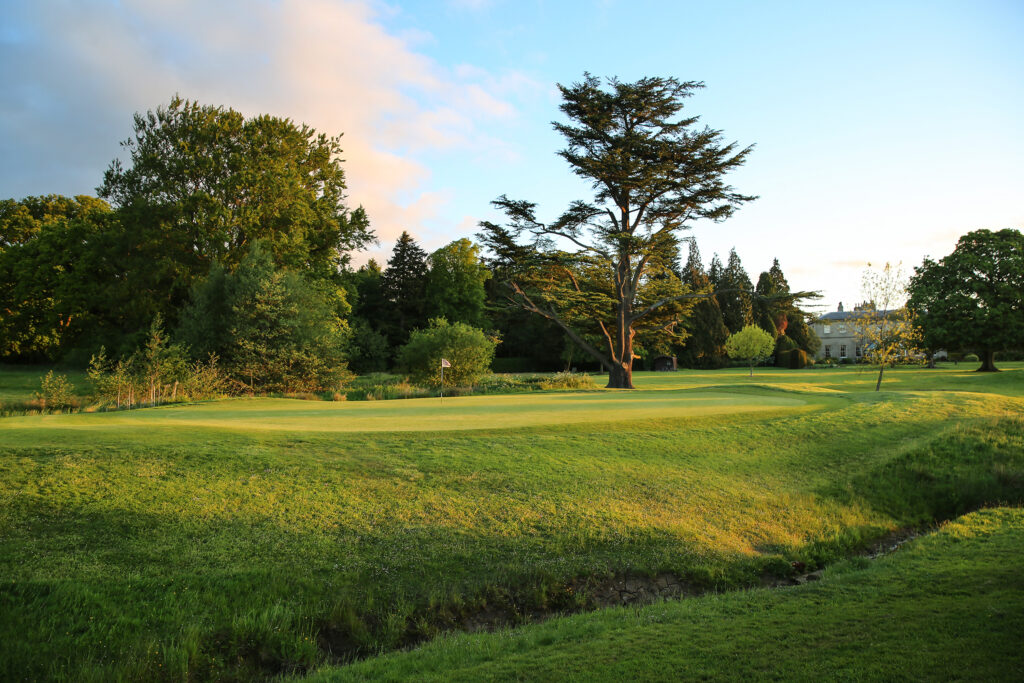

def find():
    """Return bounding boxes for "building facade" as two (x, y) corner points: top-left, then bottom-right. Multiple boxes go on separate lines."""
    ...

(811, 302), (865, 361)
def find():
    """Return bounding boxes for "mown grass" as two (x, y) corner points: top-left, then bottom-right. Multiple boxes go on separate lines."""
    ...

(0, 365), (91, 402)
(311, 506), (1024, 681)
(0, 365), (1022, 680)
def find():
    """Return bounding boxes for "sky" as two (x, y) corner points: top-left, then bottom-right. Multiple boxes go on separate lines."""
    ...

(2, 0), (1022, 311)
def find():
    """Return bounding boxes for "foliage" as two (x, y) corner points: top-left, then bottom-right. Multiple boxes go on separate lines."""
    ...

(537, 371), (598, 390)
(398, 318), (498, 387)
(717, 247), (754, 334)
(676, 240), (729, 368)
(344, 259), (392, 372)
(87, 316), (226, 409)
(0, 200), (130, 360)
(100, 95), (372, 278)
(0, 195), (111, 250)
(33, 370), (76, 410)
(179, 242), (350, 393)
(859, 262), (921, 390)
(724, 324), (775, 376)
(481, 74), (754, 388)
(424, 238), (491, 328)
(908, 228), (1024, 372)
(381, 231), (429, 346)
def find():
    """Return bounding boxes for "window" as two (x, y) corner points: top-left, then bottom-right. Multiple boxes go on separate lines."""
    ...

(824, 345), (831, 358)
(840, 344), (847, 358)
(838, 324), (846, 333)
(823, 325), (831, 334)
(856, 346), (862, 357)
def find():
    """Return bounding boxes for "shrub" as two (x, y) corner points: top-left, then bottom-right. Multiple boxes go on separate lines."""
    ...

(34, 371), (76, 410)
(538, 371), (597, 390)
(398, 318), (497, 387)
(964, 353), (980, 362)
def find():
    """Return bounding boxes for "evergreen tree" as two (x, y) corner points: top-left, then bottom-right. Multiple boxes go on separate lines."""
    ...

(381, 231), (429, 346)
(481, 74), (754, 388)
(718, 248), (753, 334)
(179, 242), (349, 392)
(753, 258), (820, 356)
(708, 253), (724, 289)
(676, 240), (729, 368)
(754, 269), (782, 338)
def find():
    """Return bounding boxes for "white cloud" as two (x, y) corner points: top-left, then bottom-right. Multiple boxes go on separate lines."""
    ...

(0, 0), (522, 249)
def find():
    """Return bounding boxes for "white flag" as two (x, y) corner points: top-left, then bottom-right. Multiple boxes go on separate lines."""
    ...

(441, 358), (451, 368)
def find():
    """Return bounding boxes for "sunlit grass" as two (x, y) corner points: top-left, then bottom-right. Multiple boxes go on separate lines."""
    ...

(0, 364), (1022, 680)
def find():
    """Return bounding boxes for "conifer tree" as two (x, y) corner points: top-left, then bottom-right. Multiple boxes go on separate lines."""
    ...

(676, 240), (729, 368)
(381, 231), (429, 345)
(718, 248), (754, 334)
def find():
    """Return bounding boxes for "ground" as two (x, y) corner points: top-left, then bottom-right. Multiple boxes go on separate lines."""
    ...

(1, 364), (1022, 680)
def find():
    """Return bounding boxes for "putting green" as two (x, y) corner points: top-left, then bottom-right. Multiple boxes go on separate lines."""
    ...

(0, 388), (815, 437)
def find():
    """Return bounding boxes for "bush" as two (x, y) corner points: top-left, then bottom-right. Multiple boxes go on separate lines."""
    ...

(964, 353), (980, 363)
(398, 319), (497, 388)
(538, 371), (597, 390)
(34, 371), (77, 410)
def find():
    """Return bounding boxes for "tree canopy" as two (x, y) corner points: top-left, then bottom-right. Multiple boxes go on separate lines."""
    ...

(908, 229), (1024, 372)
(100, 96), (373, 312)
(480, 74), (755, 388)
(724, 324), (775, 376)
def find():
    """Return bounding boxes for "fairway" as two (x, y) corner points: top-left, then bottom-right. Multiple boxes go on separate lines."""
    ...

(0, 388), (812, 438)
(1, 365), (1022, 680)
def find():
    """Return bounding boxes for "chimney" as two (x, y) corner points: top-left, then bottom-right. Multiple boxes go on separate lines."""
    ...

(837, 301), (844, 312)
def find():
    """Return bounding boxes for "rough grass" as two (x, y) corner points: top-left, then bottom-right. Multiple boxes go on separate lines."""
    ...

(311, 507), (1024, 681)
(0, 365), (1022, 680)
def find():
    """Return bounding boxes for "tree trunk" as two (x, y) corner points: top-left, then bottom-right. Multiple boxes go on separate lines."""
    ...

(978, 349), (999, 372)
(875, 365), (884, 391)
(605, 256), (636, 389)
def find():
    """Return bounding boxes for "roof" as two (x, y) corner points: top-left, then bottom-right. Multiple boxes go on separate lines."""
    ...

(818, 309), (895, 322)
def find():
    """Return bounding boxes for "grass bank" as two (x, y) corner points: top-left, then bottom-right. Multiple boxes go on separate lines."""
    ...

(311, 506), (1024, 681)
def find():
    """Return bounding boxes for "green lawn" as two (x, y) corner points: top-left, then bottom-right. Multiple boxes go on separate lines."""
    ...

(1, 365), (1022, 680)
(0, 364), (91, 403)
(310, 507), (1024, 681)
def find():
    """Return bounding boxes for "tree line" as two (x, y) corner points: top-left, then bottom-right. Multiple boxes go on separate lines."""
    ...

(1, 82), (829, 393)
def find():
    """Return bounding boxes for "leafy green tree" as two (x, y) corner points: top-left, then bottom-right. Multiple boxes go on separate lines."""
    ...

(425, 239), (491, 328)
(725, 324), (775, 377)
(0, 202), (135, 360)
(676, 240), (729, 368)
(908, 229), (1024, 372)
(99, 96), (373, 324)
(1, 195), (111, 250)
(481, 74), (755, 388)
(382, 231), (429, 345)
(398, 318), (498, 387)
(858, 263), (920, 390)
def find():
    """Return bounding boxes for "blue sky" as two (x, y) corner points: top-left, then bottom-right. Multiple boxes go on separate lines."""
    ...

(2, 0), (1022, 310)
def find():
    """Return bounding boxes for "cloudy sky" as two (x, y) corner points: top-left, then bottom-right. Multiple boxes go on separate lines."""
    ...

(2, 0), (1022, 310)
